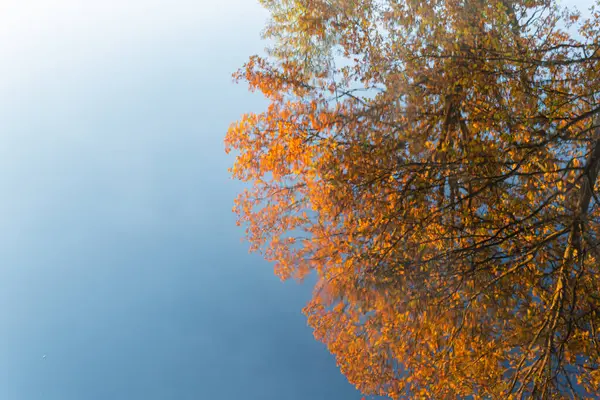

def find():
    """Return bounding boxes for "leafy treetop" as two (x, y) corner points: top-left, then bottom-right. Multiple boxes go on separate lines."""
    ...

(226, 0), (600, 397)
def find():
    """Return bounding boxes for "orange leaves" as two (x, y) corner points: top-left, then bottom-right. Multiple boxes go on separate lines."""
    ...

(227, 0), (600, 397)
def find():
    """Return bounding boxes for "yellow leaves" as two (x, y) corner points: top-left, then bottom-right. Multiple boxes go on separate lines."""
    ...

(227, 0), (600, 397)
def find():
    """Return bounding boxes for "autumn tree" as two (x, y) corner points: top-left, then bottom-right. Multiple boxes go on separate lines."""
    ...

(226, 0), (600, 397)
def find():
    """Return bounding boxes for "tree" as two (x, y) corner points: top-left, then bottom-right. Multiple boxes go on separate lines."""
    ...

(225, 0), (600, 397)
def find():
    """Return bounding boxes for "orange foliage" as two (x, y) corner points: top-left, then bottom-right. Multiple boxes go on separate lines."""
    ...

(226, 0), (600, 397)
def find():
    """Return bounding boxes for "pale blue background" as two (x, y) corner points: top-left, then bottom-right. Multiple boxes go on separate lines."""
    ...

(0, 1), (361, 398)
(0, 0), (593, 399)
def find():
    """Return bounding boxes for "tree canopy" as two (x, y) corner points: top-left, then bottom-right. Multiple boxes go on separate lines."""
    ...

(226, 0), (600, 397)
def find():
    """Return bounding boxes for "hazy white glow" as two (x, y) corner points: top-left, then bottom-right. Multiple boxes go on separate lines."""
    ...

(0, 0), (266, 86)
(0, 0), (263, 45)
